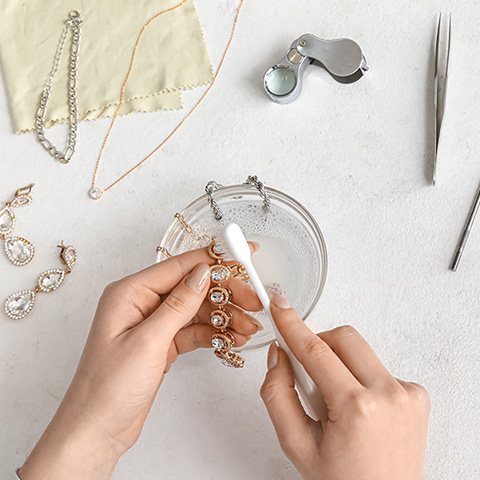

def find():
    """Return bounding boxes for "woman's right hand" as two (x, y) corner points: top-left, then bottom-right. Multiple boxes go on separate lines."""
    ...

(261, 293), (430, 480)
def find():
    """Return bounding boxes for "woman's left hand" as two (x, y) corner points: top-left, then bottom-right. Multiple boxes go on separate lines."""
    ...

(18, 245), (262, 480)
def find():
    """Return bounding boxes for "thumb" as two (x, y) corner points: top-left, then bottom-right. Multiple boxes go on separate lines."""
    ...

(260, 343), (315, 457)
(142, 263), (211, 340)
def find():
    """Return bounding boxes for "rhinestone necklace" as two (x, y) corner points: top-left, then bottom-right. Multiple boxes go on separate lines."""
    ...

(89, 0), (245, 200)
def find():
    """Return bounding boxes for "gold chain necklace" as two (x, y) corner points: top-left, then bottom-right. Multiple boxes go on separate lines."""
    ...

(89, 0), (245, 200)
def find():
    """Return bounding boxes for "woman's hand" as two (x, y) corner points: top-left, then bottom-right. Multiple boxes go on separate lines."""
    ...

(19, 246), (262, 480)
(261, 294), (430, 480)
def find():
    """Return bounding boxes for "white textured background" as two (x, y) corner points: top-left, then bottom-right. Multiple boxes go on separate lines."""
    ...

(1, 0), (480, 478)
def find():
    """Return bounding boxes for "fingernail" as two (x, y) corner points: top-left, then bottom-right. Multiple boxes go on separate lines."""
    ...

(186, 264), (211, 293)
(247, 315), (264, 331)
(270, 292), (290, 309)
(250, 241), (260, 252)
(267, 342), (278, 369)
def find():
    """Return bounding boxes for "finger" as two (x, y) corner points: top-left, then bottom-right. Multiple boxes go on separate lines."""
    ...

(195, 301), (263, 335)
(141, 263), (211, 339)
(121, 242), (260, 296)
(270, 293), (360, 403)
(260, 343), (318, 459)
(173, 323), (251, 354)
(226, 278), (263, 311)
(317, 326), (395, 389)
(396, 379), (431, 410)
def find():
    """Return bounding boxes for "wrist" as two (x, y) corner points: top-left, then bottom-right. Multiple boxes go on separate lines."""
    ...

(18, 405), (123, 480)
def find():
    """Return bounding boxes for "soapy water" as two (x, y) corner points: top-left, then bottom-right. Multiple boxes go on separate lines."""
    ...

(167, 199), (322, 348)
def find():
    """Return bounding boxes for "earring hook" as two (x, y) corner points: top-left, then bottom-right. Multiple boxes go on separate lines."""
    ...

(15, 183), (35, 197)
(57, 241), (77, 273)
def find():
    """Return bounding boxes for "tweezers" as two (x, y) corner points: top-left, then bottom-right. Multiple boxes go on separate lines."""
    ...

(433, 12), (452, 185)
(451, 183), (480, 271)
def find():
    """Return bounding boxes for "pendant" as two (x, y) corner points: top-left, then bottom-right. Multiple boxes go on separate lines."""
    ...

(89, 188), (102, 200)
(4, 290), (36, 320)
(4, 236), (35, 266)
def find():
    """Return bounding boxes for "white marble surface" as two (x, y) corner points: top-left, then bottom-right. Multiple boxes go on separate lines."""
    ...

(1, 0), (480, 478)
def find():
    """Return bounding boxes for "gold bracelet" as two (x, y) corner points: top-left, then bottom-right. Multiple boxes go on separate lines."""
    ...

(208, 239), (245, 368)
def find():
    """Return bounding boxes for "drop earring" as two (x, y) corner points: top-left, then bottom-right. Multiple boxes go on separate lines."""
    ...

(0, 184), (35, 266)
(4, 241), (77, 320)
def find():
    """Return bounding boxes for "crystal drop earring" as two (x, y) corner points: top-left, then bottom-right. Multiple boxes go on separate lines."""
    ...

(4, 242), (77, 320)
(0, 184), (36, 266)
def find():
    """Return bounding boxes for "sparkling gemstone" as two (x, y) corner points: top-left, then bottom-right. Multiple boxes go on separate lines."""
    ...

(89, 188), (102, 199)
(4, 237), (34, 266)
(212, 338), (226, 349)
(42, 273), (61, 288)
(63, 247), (77, 267)
(211, 314), (224, 327)
(43, 273), (61, 288)
(38, 269), (65, 293)
(7, 239), (30, 262)
(211, 267), (228, 282)
(210, 291), (225, 304)
(6, 291), (34, 318)
(0, 208), (13, 231)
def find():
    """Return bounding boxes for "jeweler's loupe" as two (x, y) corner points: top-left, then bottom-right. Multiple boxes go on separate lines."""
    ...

(264, 33), (369, 104)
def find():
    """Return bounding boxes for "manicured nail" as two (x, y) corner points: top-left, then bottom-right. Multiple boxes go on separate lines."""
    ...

(270, 292), (290, 309)
(247, 315), (264, 331)
(267, 342), (278, 369)
(250, 241), (260, 253)
(186, 264), (211, 293)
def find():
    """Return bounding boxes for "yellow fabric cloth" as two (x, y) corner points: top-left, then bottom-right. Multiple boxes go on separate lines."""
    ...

(0, 0), (213, 133)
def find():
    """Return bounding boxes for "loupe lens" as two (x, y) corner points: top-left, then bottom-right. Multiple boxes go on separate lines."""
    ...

(265, 66), (297, 96)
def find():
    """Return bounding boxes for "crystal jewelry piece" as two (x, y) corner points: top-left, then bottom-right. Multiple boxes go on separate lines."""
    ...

(35, 11), (82, 164)
(210, 264), (231, 283)
(210, 309), (233, 329)
(211, 331), (235, 352)
(209, 286), (231, 306)
(0, 184), (35, 266)
(207, 239), (245, 368)
(4, 242), (77, 320)
(89, 188), (102, 200)
(214, 350), (245, 369)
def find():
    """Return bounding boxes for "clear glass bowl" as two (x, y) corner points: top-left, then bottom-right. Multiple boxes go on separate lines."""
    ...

(156, 183), (328, 350)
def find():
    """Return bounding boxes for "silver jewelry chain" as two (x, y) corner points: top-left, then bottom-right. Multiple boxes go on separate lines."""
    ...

(205, 176), (271, 221)
(205, 181), (224, 221)
(245, 175), (271, 212)
(35, 11), (82, 164)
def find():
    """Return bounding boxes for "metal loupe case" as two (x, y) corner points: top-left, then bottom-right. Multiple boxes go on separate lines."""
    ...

(264, 33), (369, 104)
